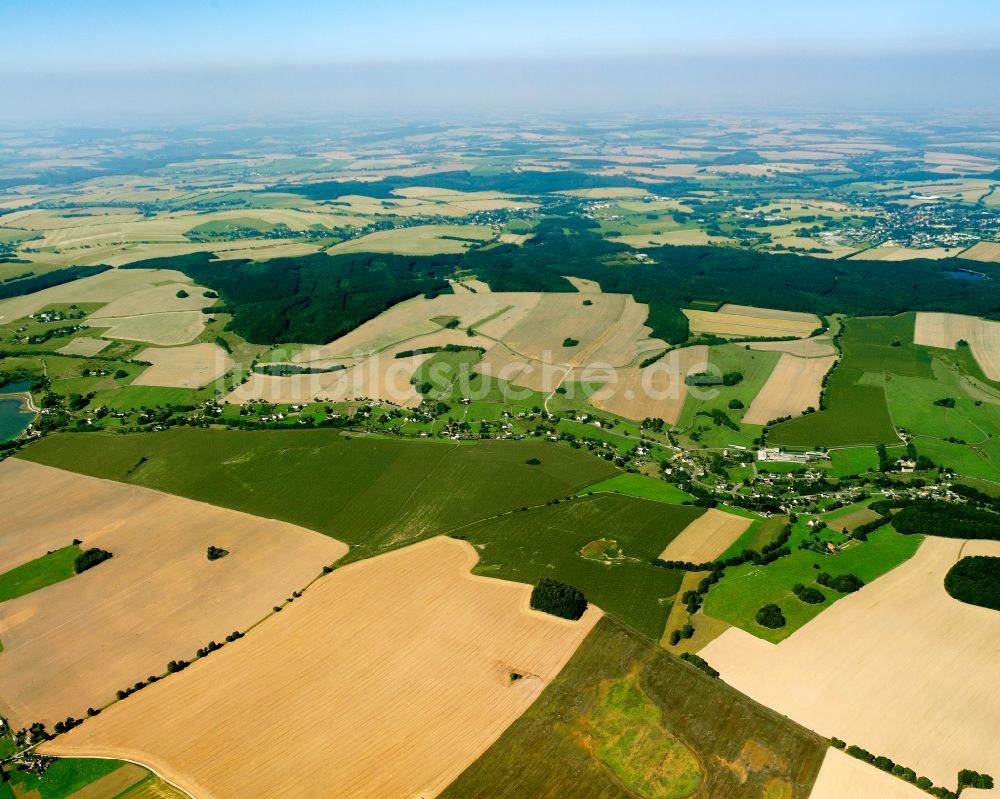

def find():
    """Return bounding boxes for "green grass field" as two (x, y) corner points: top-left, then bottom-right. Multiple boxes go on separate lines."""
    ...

(576, 472), (694, 504)
(440, 616), (826, 799)
(7, 758), (125, 799)
(704, 519), (923, 642)
(678, 343), (780, 449)
(19, 429), (616, 562)
(769, 315), (923, 448)
(460, 493), (703, 639)
(828, 446), (880, 476)
(0, 544), (81, 602)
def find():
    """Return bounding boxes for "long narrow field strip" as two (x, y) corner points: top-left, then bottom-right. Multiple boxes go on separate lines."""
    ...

(747, 336), (837, 357)
(685, 305), (821, 338)
(701, 537), (1000, 789)
(914, 311), (1000, 380)
(0, 459), (346, 727)
(41, 537), (602, 799)
(659, 507), (754, 563)
(743, 353), (838, 425)
(132, 343), (234, 389)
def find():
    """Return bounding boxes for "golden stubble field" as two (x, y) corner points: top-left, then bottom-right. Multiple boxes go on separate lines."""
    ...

(132, 343), (235, 389)
(700, 537), (1000, 790)
(743, 353), (838, 425)
(685, 304), (820, 339)
(914, 311), (1000, 381)
(41, 537), (602, 799)
(235, 288), (668, 407)
(658, 507), (754, 563)
(0, 459), (346, 727)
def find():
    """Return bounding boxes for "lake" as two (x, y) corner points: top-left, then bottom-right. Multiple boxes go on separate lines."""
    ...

(0, 398), (33, 442)
(0, 380), (33, 394)
(942, 269), (986, 281)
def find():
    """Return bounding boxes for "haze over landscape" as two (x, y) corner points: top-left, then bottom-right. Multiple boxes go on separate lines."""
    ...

(1, 3), (1000, 799)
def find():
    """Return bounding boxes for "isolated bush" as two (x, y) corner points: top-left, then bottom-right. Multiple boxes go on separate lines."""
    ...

(73, 547), (113, 574)
(755, 603), (785, 629)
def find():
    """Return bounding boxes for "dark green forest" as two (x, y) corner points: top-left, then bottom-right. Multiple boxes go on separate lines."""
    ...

(121, 229), (1000, 346)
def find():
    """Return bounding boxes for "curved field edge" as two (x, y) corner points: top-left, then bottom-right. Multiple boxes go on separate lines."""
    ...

(439, 616), (826, 799)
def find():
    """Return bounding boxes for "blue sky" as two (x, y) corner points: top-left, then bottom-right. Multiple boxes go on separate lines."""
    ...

(4, 0), (999, 72)
(2, 1), (999, 122)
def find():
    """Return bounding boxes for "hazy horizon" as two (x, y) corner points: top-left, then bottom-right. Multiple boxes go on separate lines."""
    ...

(4, 0), (1000, 125)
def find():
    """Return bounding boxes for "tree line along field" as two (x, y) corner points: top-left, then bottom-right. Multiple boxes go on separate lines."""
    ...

(18, 428), (617, 561)
(440, 616), (827, 799)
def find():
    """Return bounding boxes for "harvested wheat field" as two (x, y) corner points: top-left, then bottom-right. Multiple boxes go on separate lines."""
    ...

(42, 537), (602, 799)
(0, 459), (346, 727)
(914, 311), (1000, 380)
(132, 344), (235, 389)
(0, 268), (199, 324)
(562, 275), (602, 293)
(659, 508), (754, 562)
(292, 292), (536, 361)
(809, 748), (927, 799)
(850, 245), (962, 261)
(747, 336), (837, 357)
(57, 336), (112, 356)
(959, 241), (1000, 263)
(326, 223), (495, 255)
(701, 537), (1000, 790)
(589, 346), (709, 424)
(743, 354), (837, 425)
(685, 307), (819, 339)
(227, 349), (435, 407)
(92, 311), (208, 346)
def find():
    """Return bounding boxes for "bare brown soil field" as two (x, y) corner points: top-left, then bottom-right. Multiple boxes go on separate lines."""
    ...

(684, 308), (819, 339)
(589, 346), (709, 424)
(914, 312), (1000, 380)
(132, 344), (235, 389)
(809, 749), (928, 799)
(959, 241), (1000, 263)
(57, 337), (112, 356)
(0, 459), (346, 727)
(701, 537), (1000, 789)
(41, 537), (601, 799)
(743, 354), (838, 425)
(658, 508), (754, 562)
(747, 336), (837, 357)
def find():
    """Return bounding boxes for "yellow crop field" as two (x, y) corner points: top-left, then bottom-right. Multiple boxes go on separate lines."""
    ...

(0, 459), (346, 727)
(132, 343), (235, 389)
(914, 312), (1000, 381)
(658, 508), (754, 562)
(326, 224), (496, 255)
(42, 537), (601, 799)
(743, 354), (838, 425)
(685, 306), (819, 339)
(701, 537), (1000, 790)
